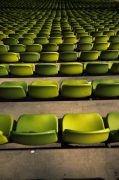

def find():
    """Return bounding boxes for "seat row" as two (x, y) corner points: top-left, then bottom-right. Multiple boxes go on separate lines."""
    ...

(0, 79), (119, 100)
(1, 40), (119, 53)
(1, 61), (119, 77)
(1, 50), (119, 63)
(0, 112), (118, 146)
(2, 35), (119, 45)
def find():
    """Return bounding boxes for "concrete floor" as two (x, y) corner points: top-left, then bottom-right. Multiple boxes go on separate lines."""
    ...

(0, 148), (119, 180)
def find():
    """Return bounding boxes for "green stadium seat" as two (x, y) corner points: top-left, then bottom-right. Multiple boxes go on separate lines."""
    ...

(28, 80), (59, 99)
(100, 50), (119, 60)
(20, 52), (40, 63)
(107, 112), (119, 142)
(84, 62), (109, 75)
(3, 38), (19, 45)
(79, 36), (93, 43)
(26, 44), (42, 52)
(19, 38), (34, 45)
(79, 51), (100, 61)
(109, 35), (119, 42)
(0, 64), (9, 77)
(34, 37), (49, 44)
(110, 62), (119, 74)
(49, 37), (63, 44)
(93, 42), (110, 51)
(0, 115), (13, 144)
(9, 44), (26, 53)
(94, 35), (109, 43)
(9, 33), (22, 39)
(12, 114), (58, 145)
(108, 43), (119, 50)
(0, 52), (20, 63)
(60, 62), (83, 75)
(9, 64), (34, 77)
(0, 45), (9, 53)
(63, 36), (77, 44)
(59, 43), (75, 52)
(23, 33), (36, 39)
(40, 52), (59, 62)
(61, 80), (92, 98)
(59, 52), (77, 62)
(76, 43), (93, 51)
(0, 33), (7, 40)
(93, 79), (119, 98)
(35, 63), (58, 76)
(62, 113), (109, 144)
(42, 43), (58, 52)
(0, 81), (27, 99)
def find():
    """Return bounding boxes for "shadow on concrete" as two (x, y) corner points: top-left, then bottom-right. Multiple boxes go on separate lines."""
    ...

(62, 178), (105, 180)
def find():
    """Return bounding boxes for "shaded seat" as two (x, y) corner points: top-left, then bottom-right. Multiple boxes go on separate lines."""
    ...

(107, 112), (119, 142)
(0, 81), (27, 99)
(100, 50), (119, 61)
(49, 37), (63, 44)
(0, 64), (9, 77)
(40, 52), (59, 62)
(20, 52), (40, 63)
(34, 37), (49, 45)
(103, 30), (116, 37)
(26, 44), (42, 52)
(0, 33), (7, 40)
(12, 114), (58, 145)
(19, 38), (34, 45)
(93, 42), (110, 51)
(79, 36), (93, 43)
(0, 53), (20, 63)
(42, 43), (58, 52)
(3, 38), (19, 45)
(60, 62), (83, 75)
(62, 113), (109, 144)
(23, 33), (36, 39)
(35, 63), (58, 76)
(109, 35), (119, 42)
(79, 51), (100, 61)
(9, 44), (26, 53)
(63, 36), (77, 44)
(0, 115), (13, 144)
(110, 62), (119, 74)
(94, 35), (109, 43)
(59, 43), (75, 52)
(93, 79), (119, 98)
(9, 33), (22, 39)
(0, 45), (9, 53)
(108, 43), (119, 50)
(76, 43), (93, 51)
(28, 80), (59, 99)
(59, 52), (77, 62)
(84, 62), (109, 75)
(61, 80), (92, 98)
(9, 64), (34, 77)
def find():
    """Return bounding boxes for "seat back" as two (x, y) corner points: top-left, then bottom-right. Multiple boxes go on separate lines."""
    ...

(16, 114), (58, 133)
(107, 112), (119, 131)
(0, 115), (13, 137)
(63, 113), (104, 131)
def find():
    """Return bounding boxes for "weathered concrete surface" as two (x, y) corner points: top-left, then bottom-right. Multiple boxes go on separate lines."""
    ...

(0, 148), (118, 180)
(0, 100), (119, 119)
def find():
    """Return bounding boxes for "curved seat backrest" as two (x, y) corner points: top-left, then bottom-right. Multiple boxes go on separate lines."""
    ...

(107, 112), (119, 131)
(16, 114), (58, 133)
(63, 113), (104, 131)
(0, 81), (28, 92)
(92, 79), (119, 90)
(0, 115), (13, 137)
